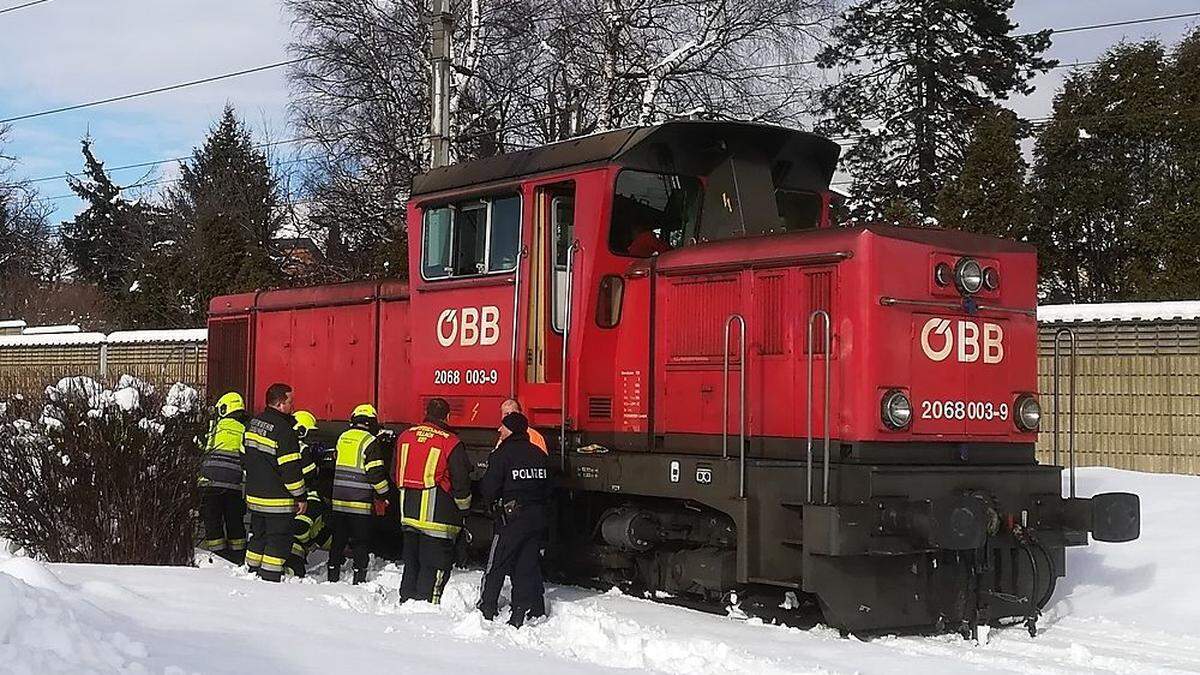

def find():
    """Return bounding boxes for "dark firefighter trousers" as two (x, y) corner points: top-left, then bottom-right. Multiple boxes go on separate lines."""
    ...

(478, 510), (547, 626)
(246, 512), (294, 582)
(200, 488), (246, 564)
(287, 502), (332, 577)
(400, 528), (454, 604)
(329, 512), (374, 579)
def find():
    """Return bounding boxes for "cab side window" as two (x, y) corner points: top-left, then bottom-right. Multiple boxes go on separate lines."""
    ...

(609, 171), (702, 257)
(421, 194), (522, 280)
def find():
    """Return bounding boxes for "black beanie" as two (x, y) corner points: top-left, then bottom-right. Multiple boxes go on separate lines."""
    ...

(502, 412), (529, 435)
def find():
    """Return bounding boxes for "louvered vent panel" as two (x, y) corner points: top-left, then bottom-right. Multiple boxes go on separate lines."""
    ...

(666, 276), (739, 359)
(756, 274), (786, 356)
(805, 270), (833, 354)
(588, 396), (613, 420)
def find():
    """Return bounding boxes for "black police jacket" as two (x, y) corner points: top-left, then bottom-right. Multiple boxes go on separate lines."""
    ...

(481, 432), (551, 510)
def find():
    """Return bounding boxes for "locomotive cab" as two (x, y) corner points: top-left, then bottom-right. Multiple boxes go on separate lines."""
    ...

(208, 120), (1140, 635)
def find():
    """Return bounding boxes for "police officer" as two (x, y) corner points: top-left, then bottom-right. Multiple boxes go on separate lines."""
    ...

(287, 410), (334, 577)
(395, 398), (473, 604)
(243, 383), (307, 582)
(198, 391), (249, 563)
(478, 411), (551, 627)
(328, 404), (390, 584)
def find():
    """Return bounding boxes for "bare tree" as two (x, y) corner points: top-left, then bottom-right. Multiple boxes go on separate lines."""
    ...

(284, 0), (832, 279)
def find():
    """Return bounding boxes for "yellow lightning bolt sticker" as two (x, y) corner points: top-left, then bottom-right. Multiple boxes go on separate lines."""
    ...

(471, 403), (479, 421)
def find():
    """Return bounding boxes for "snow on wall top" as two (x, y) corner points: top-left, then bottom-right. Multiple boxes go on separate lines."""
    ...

(0, 328), (206, 347)
(22, 325), (82, 335)
(0, 320), (27, 330)
(1038, 301), (1200, 324)
(106, 329), (207, 344)
(0, 333), (107, 347)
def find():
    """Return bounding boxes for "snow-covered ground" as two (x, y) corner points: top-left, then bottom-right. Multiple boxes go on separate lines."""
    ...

(1, 467), (1196, 674)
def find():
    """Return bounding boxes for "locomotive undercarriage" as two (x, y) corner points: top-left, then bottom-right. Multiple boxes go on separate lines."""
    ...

(458, 443), (1140, 636)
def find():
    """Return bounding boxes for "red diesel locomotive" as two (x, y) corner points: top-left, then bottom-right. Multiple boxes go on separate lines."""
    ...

(208, 121), (1140, 634)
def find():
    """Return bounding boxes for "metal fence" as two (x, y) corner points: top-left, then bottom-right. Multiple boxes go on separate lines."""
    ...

(0, 332), (207, 400)
(1036, 318), (1200, 475)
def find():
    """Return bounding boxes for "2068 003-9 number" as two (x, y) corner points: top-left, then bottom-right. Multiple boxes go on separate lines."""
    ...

(433, 369), (499, 386)
(921, 399), (1009, 421)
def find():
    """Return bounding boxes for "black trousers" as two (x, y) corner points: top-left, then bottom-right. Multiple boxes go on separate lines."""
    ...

(329, 512), (374, 579)
(479, 513), (546, 626)
(246, 512), (293, 582)
(399, 528), (454, 604)
(200, 488), (246, 563)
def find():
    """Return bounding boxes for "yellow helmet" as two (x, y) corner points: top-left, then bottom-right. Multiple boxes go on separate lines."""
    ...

(293, 410), (318, 439)
(351, 403), (377, 421)
(216, 392), (244, 416)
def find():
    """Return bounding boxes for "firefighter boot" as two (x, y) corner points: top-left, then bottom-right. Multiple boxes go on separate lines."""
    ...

(327, 563), (340, 583)
(352, 567), (368, 585)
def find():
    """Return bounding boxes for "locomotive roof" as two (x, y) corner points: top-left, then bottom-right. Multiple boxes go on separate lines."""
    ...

(410, 121), (841, 197)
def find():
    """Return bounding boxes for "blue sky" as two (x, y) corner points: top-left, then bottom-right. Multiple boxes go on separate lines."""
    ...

(1, 0), (1198, 226)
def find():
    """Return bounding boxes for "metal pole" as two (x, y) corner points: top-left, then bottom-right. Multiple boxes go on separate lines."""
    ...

(509, 247), (525, 399)
(560, 241), (579, 471)
(1054, 328), (1077, 497)
(721, 314), (745, 461)
(428, 0), (452, 168)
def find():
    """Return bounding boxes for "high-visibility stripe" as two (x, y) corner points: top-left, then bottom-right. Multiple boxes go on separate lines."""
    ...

(261, 555), (285, 572)
(278, 452), (302, 465)
(228, 538), (246, 551)
(399, 443), (409, 483)
(244, 431), (278, 449)
(400, 517), (461, 538)
(332, 499), (372, 513)
(295, 514), (314, 527)
(419, 487), (431, 523)
(364, 459), (384, 471)
(422, 447), (441, 488)
(246, 495), (293, 507)
(246, 551), (263, 567)
(291, 543), (305, 556)
(284, 480), (306, 493)
(302, 463), (316, 475)
(372, 480), (389, 494)
(431, 569), (444, 605)
(200, 538), (227, 551)
(454, 496), (472, 510)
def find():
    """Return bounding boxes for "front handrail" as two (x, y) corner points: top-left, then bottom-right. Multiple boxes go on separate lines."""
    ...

(806, 310), (832, 504)
(560, 240), (580, 471)
(1053, 327), (1077, 498)
(509, 246), (526, 399)
(722, 314), (747, 498)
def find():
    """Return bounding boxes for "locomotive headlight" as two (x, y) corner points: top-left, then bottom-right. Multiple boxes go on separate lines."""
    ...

(1015, 395), (1041, 432)
(881, 390), (913, 430)
(934, 262), (953, 287)
(955, 257), (984, 295)
(983, 266), (1000, 291)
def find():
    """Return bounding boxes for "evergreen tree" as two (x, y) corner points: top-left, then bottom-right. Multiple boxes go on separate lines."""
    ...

(169, 105), (282, 319)
(816, 0), (1053, 223)
(61, 140), (173, 325)
(1028, 41), (1174, 302)
(935, 108), (1029, 239)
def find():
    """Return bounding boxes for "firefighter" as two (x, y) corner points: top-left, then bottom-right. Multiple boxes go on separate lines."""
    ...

(478, 411), (551, 627)
(396, 397), (473, 604)
(498, 398), (547, 454)
(327, 404), (390, 584)
(287, 410), (334, 577)
(198, 391), (249, 564)
(243, 383), (307, 582)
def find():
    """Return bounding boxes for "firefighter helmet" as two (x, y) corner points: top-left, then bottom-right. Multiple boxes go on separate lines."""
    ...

(215, 392), (244, 417)
(351, 403), (377, 420)
(294, 410), (318, 439)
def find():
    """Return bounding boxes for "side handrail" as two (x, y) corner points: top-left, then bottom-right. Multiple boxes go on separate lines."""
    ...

(722, 314), (747, 498)
(509, 246), (526, 399)
(560, 240), (580, 471)
(806, 310), (832, 504)
(1053, 327), (1077, 498)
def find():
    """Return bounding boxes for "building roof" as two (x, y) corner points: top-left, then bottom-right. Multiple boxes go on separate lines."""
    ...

(106, 329), (207, 344)
(1038, 301), (1200, 323)
(0, 332), (106, 347)
(22, 324), (82, 335)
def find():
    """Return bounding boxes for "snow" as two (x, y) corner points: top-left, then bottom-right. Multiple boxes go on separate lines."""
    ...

(161, 382), (198, 418)
(106, 329), (207, 345)
(113, 387), (140, 412)
(0, 319), (27, 330)
(1038, 300), (1200, 323)
(21, 325), (82, 335)
(0, 468), (1185, 674)
(0, 332), (106, 347)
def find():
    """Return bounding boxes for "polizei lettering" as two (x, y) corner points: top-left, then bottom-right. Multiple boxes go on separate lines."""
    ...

(512, 467), (548, 480)
(920, 317), (1004, 364)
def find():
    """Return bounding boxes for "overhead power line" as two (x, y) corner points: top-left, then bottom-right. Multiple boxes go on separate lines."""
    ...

(0, 0), (52, 16)
(0, 58), (308, 125)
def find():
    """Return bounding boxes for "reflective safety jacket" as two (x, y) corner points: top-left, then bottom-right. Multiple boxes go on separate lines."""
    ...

(199, 411), (247, 491)
(243, 407), (306, 514)
(394, 421), (473, 538)
(331, 427), (390, 514)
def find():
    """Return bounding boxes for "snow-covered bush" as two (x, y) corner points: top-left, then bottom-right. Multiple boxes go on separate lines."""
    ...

(0, 376), (206, 564)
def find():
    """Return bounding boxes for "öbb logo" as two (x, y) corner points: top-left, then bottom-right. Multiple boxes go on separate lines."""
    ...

(920, 317), (1004, 364)
(437, 306), (501, 347)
